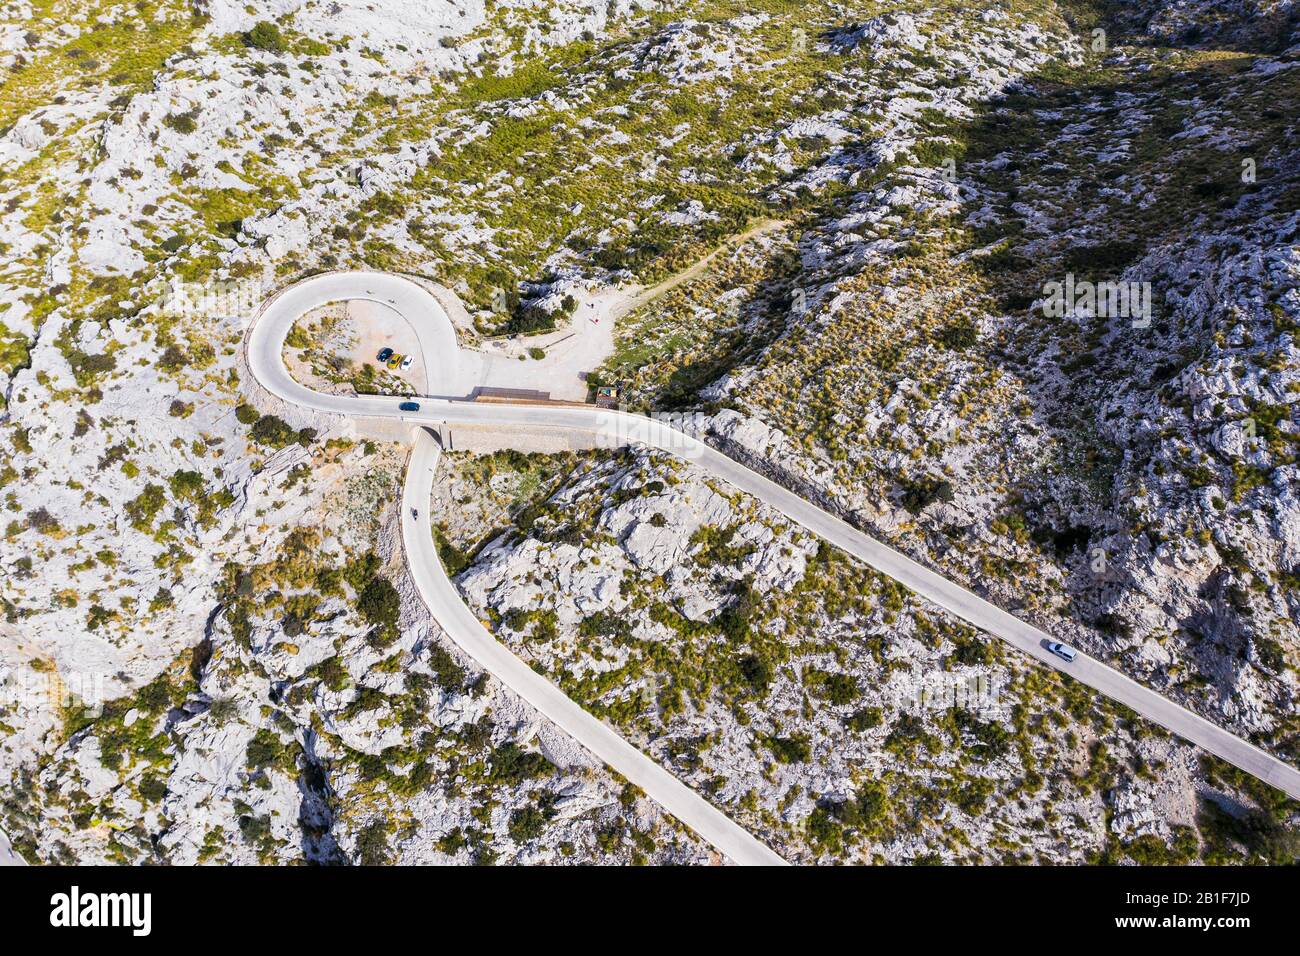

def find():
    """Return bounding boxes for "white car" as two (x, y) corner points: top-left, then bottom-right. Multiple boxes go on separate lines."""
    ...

(1046, 641), (1078, 663)
(399, 355), (414, 371)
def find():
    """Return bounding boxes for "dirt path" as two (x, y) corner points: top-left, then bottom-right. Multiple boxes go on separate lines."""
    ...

(610, 217), (790, 323)
(473, 218), (791, 401)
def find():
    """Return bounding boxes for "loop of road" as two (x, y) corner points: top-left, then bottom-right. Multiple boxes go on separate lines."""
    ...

(248, 270), (1300, 864)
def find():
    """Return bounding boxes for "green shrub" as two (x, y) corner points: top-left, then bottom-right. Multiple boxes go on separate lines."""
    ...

(937, 319), (978, 350)
(578, 611), (633, 643)
(738, 653), (773, 693)
(845, 706), (883, 732)
(504, 304), (556, 335)
(169, 469), (205, 500)
(162, 110), (198, 134)
(245, 411), (315, 449)
(488, 741), (552, 784)
(357, 576), (400, 644)
(245, 728), (288, 772)
(86, 604), (116, 631)
(807, 668), (859, 705)
(766, 734), (811, 764)
(125, 483), (167, 531)
(899, 476), (953, 514)
(715, 581), (757, 641)
(244, 21), (288, 54)
(507, 805), (549, 843)
(137, 774), (167, 802)
(356, 818), (391, 865)
(428, 645), (466, 692)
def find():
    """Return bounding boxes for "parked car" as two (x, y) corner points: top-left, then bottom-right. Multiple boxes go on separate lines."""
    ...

(398, 401), (420, 412)
(1046, 641), (1078, 663)
(377, 347), (393, 363)
(399, 355), (414, 371)
(386, 353), (403, 369)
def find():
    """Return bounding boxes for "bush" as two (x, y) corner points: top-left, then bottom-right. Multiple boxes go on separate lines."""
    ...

(1063, 239), (1142, 273)
(162, 111), (197, 134)
(845, 706), (883, 732)
(428, 645), (466, 692)
(954, 710), (1011, 759)
(899, 476), (953, 514)
(433, 529), (470, 576)
(86, 604), (115, 631)
(578, 611), (632, 643)
(238, 814), (272, 846)
(507, 805), (548, 843)
(244, 21), (288, 53)
(137, 774), (167, 802)
(356, 818), (391, 865)
(738, 653), (773, 693)
(937, 320), (978, 350)
(169, 469), (205, 500)
(488, 742), (552, 784)
(767, 734), (811, 764)
(125, 483), (167, 530)
(818, 672), (860, 705)
(157, 345), (186, 370)
(248, 413), (314, 449)
(504, 304), (556, 335)
(952, 633), (994, 666)
(715, 581), (757, 641)
(26, 507), (60, 534)
(245, 728), (287, 771)
(249, 414), (295, 447)
(1198, 798), (1299, 865)
(357, 576), (400, 643)
(67, 349), (116, 383)
(235, 403), (260, 425)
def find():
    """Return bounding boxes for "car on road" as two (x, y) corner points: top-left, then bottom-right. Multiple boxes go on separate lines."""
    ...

(398, 401), (420, 412)
(386, 353), (403, 369)
(377, 347), (393, 363)
(399, 355), (414, 371)
(1046, 641), (1078, 663)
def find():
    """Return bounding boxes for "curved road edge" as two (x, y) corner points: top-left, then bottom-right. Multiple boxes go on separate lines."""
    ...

(401, 428), (788, 865)
(0, 827), (23, 866)
(247, 270), (1300, 809)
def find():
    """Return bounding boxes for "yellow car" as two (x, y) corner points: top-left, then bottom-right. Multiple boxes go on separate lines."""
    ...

(386, 353), (403, 369)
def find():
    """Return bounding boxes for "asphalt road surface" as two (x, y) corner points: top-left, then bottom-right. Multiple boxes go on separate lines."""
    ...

(247, 270), (1300, 859)
(403, 430), (786, 864)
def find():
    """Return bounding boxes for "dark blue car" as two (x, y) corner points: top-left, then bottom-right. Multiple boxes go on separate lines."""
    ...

(398, 401), (420, 412)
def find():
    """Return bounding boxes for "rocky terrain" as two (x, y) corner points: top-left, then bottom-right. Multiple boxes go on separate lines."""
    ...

(1, 0), (1297, 863)
(597, 1), (1300, 768)
(433, 444), (1294, 863)
(0, 0), (718, 865)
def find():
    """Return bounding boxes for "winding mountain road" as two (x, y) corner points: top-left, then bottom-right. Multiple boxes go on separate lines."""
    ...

(402, 430), (786, 864)
(247, 270), (1300, 863)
